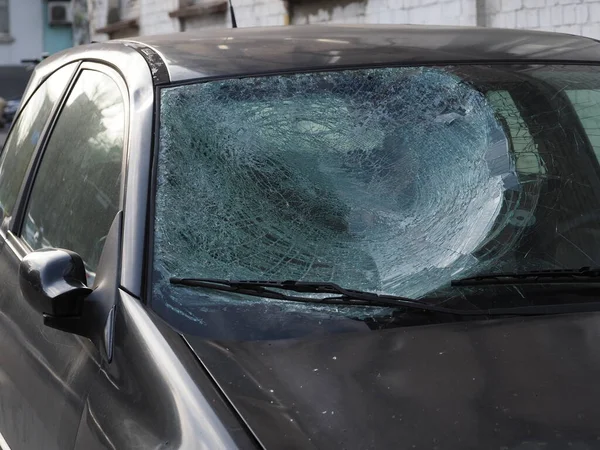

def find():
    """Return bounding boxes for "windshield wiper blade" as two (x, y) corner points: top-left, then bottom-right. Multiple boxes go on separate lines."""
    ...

(451, 267), (600, 286)
(168, 277), (586, 317)
(170, 277), (472, 313)
(172, 277), (422, 303)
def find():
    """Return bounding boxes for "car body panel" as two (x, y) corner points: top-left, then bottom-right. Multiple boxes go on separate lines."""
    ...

(122, 25), (600, 82)
(0, 231), (101, 450)
(186, 311), (600, 449)
(72, 290), (256, 450)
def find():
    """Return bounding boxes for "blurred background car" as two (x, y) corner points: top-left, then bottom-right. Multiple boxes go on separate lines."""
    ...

(2, 98), (20, 125)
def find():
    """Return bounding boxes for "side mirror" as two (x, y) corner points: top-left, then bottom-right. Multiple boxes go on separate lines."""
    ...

(18, 213), (121, 360)
(19, 248), (92, 322)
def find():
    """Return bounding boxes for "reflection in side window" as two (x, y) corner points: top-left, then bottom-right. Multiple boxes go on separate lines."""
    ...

(21, 70), (125, 283)
(0, 63), (77, 221)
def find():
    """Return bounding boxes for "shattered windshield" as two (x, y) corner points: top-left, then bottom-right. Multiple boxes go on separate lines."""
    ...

(153, 65), (600, 334)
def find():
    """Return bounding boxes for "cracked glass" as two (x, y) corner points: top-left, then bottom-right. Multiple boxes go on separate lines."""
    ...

(154, 65), (600, 331)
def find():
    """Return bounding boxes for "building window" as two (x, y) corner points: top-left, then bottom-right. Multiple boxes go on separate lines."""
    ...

(0, 0), (9, 37)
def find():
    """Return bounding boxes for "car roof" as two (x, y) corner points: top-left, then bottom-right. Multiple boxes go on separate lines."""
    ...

(118, 24), (600, 82)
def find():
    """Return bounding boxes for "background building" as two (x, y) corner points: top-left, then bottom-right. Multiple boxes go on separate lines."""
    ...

(0, 0), (44, 65)
(89, 0), (600, 42)
(0, 0), (77, 65)
(0, 0), (85, 97)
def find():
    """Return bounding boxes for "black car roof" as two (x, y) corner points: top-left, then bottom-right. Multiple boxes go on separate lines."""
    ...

(120, 24), (600, 82)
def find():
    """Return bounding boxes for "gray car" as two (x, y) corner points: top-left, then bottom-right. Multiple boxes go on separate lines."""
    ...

(3, 25), (600, 450)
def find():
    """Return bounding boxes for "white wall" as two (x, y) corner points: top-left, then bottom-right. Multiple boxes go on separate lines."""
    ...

(139, 0), (180, 35)
(486, 0), (600, 39)
(89, 0), (108, 41)
(290, 0), (475, 26)
(0, 0), (43, 65)
(235, 0), (287, 27)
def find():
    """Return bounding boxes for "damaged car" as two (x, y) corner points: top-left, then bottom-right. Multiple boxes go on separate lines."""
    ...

(2, 25), (600, 449)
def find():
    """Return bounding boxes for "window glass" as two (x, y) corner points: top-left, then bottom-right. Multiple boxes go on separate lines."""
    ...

(567, 90), (600, 160)
(22, 70), (125, 280)
(0, 63), (77, 221)
(486, 90), (545, 175)
(152, 65), (600, 338)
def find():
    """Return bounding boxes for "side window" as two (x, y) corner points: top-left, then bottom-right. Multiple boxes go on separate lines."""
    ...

(21, 70), (126, 280)
(0, 63), (77, 222)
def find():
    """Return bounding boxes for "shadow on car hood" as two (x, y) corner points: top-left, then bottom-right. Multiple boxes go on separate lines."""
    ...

(185, 312), (600, 450)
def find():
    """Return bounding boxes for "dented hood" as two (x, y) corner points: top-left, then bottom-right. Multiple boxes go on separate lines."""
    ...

(186, 312), (600, 449)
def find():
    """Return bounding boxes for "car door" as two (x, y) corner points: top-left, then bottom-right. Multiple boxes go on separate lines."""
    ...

(0, 62), (128, 450)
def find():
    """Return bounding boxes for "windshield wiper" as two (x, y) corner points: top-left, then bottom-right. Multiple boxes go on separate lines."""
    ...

(451, 267), (600, 286)
(169, 277), (591, 317)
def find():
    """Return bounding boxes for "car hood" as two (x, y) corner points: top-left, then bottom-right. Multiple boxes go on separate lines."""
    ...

(185, 312), (600, 450)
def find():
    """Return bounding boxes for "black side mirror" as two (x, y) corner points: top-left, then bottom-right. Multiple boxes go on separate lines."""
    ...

(19, 248), (92, 327)
(18, 213), (122, 361)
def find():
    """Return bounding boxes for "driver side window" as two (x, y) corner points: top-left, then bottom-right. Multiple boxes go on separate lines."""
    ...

(0, 63), (77, 224)
(21, 69), (126, 283)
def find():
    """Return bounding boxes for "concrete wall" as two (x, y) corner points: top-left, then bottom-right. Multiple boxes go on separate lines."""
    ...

(89, 0), (108, 41)
(139, 0), (180, 35)
(73, 0), (91, 46)
(234, 0), (287, 26)
(289, 0), (475, 26)
(0, 0), (44, 65)
(91, 0), (180, 41)
(486, 0), (600, 39)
